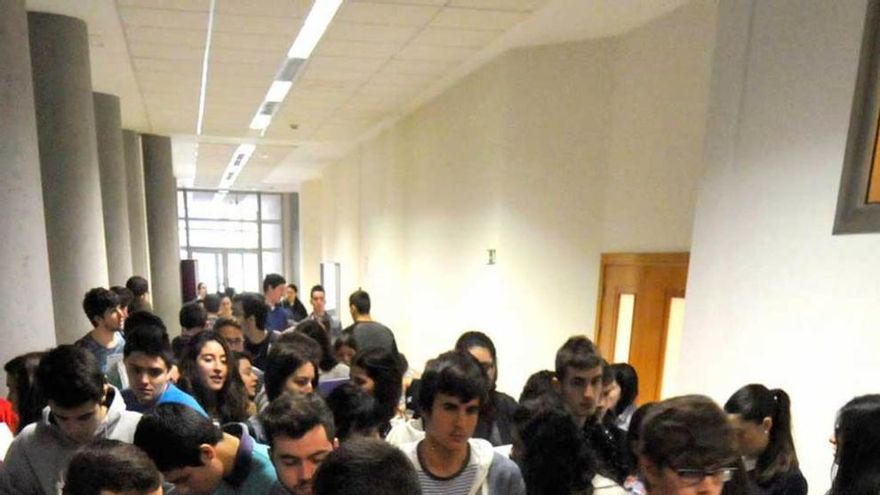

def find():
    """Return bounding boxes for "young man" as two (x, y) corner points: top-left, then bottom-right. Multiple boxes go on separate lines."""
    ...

(260, 392), (337, 495)
(204, 293), (221, 330)
(171, 301), (208, 361)
(344, 290), (398, 357)
(126, 275), (152, 314)
(135, 403), (276, 495)
(121, 324), (207, 416)
(240, 292), (278, 371)
(110, 286), (134, 328)
(264, 274), (292, 332)
(314, 438), (421, 495)
(553, 335), (605, 428)
(77, 287), (125, 374)
(639, 395), (741, 495)
(62, 439), (163, 495)
(401, 351), (525, 495)
(307, 285), (341, 342)
(0, 345), (142, 495)
(282, 284), (308, 323)
(215, 317), (246, 353)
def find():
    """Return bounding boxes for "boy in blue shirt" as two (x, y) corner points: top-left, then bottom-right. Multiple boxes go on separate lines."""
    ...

(135, 403), (276, 495)
(121, 324), (207, 417)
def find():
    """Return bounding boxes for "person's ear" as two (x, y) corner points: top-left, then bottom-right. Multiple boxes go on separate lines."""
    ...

(199, 444), (216, 465)
(332, 437), (339, 449)
(762, 416), (773, 434)
(639, 455), (661, 484)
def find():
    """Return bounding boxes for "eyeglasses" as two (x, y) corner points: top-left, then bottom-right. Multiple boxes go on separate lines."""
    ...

(674, 467), (738, 486)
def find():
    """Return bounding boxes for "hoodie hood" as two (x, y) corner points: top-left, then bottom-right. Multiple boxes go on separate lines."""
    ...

(467, 438), (496, 495)
(402, 437), (497, 495)
(1, 386), (142, 495)
(40, 385), (130, 445)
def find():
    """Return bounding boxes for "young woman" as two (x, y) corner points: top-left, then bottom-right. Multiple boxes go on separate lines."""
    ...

(217, 295), (233, 319)
(350, 347), (402, 436)
(295, 319), (349, 381)
(455, 331), (519, 446)
(178, 331), (248, 424)
(263, 341), (318, 401)
(608, 363), (639, 431)
(828, 394), (880, 495)
(333, 330), (358, 366)
(724, 384), (806, 495)
(325, 382), (383, 442)
(233, 350), (258, 417)
(3, 352), (45, 433)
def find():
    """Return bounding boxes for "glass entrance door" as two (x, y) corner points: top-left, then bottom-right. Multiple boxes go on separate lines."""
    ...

(191, 249), (260, 294)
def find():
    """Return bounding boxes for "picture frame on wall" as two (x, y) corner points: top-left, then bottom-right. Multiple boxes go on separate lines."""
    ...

(834, 0), (880, 234)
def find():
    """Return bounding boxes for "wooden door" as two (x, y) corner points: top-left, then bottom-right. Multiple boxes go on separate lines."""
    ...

(595, 253), (689, 403)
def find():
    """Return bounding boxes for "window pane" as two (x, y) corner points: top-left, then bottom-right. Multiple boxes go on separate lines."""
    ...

(178, 220), (188, 249)
(661, 297), (686, 399)
(227, 253), (243, 294)
(614, 294), (636, 363)
(186, 191), (259, 220)
(192, 252), (219, 294)
(243, 253), (260, 292)
(229, 252), (260, 293)
(188, 220), (259, 249)
(261, 194), (281, 220)
(262, 251), (282, 278)
(177, 190), (186, 218)
(261, 223), (282, 249)
(180, 249), (189, 261)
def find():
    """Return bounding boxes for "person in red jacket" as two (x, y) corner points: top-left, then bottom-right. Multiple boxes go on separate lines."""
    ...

(0, 398), (18, 434)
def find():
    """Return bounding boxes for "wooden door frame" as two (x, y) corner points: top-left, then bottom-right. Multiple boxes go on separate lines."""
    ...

(594, 252), (690, 361)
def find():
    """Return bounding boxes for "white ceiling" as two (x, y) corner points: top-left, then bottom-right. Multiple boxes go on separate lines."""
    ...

(24, 0), (690, 192)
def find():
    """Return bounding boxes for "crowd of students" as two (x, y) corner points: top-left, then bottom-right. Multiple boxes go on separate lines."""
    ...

(0, 273), (879, 495)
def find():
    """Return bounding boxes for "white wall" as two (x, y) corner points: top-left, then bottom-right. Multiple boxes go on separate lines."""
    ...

(300, 0), (716, 397)
(673, 0), (880, 491)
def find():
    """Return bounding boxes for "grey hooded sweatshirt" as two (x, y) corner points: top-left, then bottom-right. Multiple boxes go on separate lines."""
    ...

(0, 386), (142, 495)
(402, 437), (526, 495)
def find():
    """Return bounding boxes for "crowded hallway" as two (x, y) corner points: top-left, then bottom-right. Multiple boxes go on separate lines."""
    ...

(3, 0), (880, 494)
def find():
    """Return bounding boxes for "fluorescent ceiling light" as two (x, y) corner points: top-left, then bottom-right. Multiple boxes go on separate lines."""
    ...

(218, 144), (256, 190)
(265, 80), (293, 102)
(287, 0), (343, 59)
(250, 113), (272, 130)
(196, 0), (217, 135)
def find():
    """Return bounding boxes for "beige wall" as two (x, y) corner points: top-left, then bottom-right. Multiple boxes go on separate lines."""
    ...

(300, 1), (717, 397)
(672, 0), (879, 490)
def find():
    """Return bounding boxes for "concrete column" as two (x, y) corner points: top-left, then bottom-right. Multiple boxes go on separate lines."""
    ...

(94, 92), (133, 285)
(142, 134), (181, 330)
(0, 0), (57, 390)
(28, 12), (108, 344)
(283, 193), (301, 286)
(123, 130), (151, 279)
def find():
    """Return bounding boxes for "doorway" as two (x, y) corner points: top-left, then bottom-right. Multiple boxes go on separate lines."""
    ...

(190, 249), (261, 294)
(595, 252), (689, 403)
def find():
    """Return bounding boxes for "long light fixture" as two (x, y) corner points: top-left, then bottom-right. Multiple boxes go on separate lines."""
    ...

(196, 0), (217, 135)
(218, 143), (256, 191)
(288, 0), (344, 59)
(248, 0), (343, 133)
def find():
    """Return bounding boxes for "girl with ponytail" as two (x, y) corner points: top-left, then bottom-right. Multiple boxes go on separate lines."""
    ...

(724, 384), (806, 495)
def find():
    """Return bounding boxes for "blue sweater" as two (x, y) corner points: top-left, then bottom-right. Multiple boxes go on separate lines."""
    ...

(122, 383), (208, 417)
